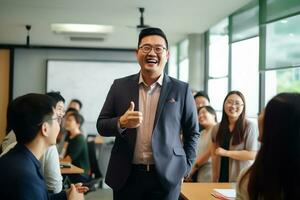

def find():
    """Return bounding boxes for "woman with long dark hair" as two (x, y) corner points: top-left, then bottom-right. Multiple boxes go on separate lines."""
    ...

(236, 93), (300, 200)
(211, 91), (259, 182)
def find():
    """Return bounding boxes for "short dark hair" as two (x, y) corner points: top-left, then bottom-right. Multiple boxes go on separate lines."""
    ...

(46, 91), (65, 104)
(198, 105), (217, 122)
(70, 99), (82, 109)
(194, 91), (210, 102)
(67, 112), (84, 128)
(7, 93), (55, 144)
(65, 107), (79, 115)
(46, 91), (65, 103)
(138, 27), (168, 49)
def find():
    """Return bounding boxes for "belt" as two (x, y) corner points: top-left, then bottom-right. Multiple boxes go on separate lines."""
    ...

(132, 164), (155, 172)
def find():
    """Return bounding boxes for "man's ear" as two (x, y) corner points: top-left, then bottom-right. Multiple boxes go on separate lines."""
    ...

(166, 50), (170, 60)
(135, 49), (139, 58)
(41, 122), (49, 137)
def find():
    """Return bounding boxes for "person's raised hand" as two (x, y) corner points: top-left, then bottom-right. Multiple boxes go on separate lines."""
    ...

(119, 101), (143, 128)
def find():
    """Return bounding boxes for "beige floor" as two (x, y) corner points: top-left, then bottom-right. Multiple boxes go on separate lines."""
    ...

(85, 188), (113, 200)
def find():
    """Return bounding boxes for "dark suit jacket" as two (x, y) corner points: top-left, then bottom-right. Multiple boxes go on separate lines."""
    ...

(0, 144), (67, 200)
(97, 73), (199, 190)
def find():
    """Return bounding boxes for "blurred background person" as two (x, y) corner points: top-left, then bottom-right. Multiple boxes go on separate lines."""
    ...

(194, 91), (210, 110)
(194, 91), (210, 132)
(61, 112), (90, 182)
(68, 99), (82, 112)
(211, 91), (259, 182)
(186, 105), (217, 182)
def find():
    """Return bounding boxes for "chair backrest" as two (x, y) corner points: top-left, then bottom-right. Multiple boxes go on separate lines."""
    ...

(87, 136), (102, 179)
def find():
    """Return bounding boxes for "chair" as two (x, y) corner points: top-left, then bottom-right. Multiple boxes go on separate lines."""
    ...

(87, 135), (102, 179)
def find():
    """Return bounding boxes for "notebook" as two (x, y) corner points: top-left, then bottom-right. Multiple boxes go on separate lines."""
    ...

(211, 189), (236, 200)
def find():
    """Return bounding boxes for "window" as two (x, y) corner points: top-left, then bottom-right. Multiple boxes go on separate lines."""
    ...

(265, 14), (300, 69)
(231, 37), (259, 117)
(207, 19), (229, 114)
(178, 39), (189, 82)
(168, 45), (178, 78)
(265, 67), (300, 104)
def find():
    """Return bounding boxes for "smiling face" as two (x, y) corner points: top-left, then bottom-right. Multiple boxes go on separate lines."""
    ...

(136, 35), (169, 79)
(198, 107), (216, 128)
(42, 110), (61, 146)
(49, 113), (61, 145)
(195, 96), (210, 109)
(64, 115), (80, 133)
(224, 94), (245, 121)
(55, 101), (65, 118)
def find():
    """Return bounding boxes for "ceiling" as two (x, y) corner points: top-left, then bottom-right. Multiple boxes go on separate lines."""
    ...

(0, 0), (251, 49)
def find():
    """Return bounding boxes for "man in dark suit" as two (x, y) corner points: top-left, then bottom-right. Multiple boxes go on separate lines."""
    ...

(97, 28), (199, 200)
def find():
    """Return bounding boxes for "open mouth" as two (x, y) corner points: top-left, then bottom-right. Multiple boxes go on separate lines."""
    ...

(146, 58), (158, 64)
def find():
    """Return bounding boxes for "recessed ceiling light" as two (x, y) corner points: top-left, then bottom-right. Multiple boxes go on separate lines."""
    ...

(280, 20), (288, 24)
(289, 33), (294, 37)
(51, 23), (114, 34)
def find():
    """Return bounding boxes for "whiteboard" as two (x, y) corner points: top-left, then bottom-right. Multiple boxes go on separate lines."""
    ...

(47, 60), (140, 134)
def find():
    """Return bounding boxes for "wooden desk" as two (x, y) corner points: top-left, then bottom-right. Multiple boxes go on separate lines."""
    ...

(60, 163), (84, 174)
(180, 183), (235, 200)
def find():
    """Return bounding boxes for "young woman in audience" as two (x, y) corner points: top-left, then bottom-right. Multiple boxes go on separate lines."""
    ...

(236, 93), (300, 200)
(211, 91), (259, 182)
(186, 106), (217, 182)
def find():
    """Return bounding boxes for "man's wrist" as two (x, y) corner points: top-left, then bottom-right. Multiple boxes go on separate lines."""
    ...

(118, 116), (126, 129)
(118, 117), (125, 129)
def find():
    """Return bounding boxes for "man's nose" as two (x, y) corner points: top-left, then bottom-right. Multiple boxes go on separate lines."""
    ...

(148, 47), (156, 55)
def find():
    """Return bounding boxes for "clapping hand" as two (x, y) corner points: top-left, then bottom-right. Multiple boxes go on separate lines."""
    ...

(215, 147), (228, 157)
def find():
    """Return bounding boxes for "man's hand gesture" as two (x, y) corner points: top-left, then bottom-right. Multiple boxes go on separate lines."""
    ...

(119, 101), (143, 128)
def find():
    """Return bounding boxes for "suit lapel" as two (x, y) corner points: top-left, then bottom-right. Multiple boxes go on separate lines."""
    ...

(130, 73), (140, 111)
(126, 73), (140, 150)
(153, 74), (172, 129)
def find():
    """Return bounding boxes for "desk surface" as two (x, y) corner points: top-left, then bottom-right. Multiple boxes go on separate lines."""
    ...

(60, 163), (84, 174)
(180, 182), (235, 200)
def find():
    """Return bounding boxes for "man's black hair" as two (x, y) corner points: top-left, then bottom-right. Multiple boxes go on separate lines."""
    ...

(67, 111), (84, 128)
(65, 107), (79, 114)
(46, 91), (65, 104)
(194, 91), (210, 102)
(138, 27), (168, 49)
(7, 93), (55, 144)
(70, 99), (82, 109)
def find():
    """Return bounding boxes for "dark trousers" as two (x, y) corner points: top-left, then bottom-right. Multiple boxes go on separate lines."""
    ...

(113, 165), (172, 200)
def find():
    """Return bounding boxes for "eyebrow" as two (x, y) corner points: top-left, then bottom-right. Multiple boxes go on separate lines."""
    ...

(140, 43), (165, 47)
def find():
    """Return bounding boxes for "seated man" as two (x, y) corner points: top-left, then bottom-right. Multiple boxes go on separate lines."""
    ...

(1, 91), (66, 193)
(0, 93), (88, 200)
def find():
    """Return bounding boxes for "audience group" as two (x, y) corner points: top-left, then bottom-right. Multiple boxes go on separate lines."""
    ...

(187, 90), (300, 200)
(0, 89), (299, 200)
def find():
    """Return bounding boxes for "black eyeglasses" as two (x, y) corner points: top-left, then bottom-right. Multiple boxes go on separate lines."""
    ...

(38, 116), (62, 126)
(52, 117), (63, 125)
(139, 45), (167, 54)
(225, 100), (244, 108)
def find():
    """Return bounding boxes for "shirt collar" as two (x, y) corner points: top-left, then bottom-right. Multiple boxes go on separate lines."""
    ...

(138, 72), (164, 87)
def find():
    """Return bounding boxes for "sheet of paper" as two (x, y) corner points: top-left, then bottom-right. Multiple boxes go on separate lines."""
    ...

(212, 189), (236, 199)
